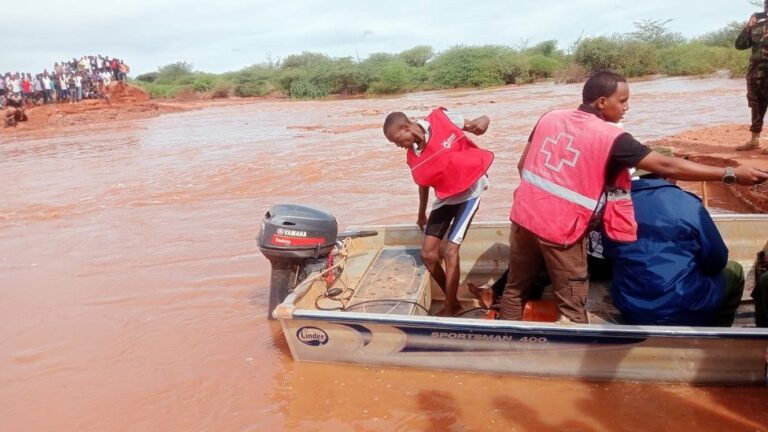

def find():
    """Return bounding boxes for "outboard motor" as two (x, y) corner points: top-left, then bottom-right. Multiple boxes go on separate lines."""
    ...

(258, 204), (338, 319)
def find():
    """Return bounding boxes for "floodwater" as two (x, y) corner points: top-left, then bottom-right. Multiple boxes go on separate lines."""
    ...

(1, 76), (767, 431)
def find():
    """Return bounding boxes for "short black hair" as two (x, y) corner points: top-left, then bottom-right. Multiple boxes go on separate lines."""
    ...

(383, 111), (409, 136)
(582, 70), (627, 104)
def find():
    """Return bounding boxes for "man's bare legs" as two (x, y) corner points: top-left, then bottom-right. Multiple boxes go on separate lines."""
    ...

(438, 242), (462, 316)
(421, 236), (463, 316)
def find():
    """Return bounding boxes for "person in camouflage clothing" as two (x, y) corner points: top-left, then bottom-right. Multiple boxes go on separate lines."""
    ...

(736, 1), (768, 154)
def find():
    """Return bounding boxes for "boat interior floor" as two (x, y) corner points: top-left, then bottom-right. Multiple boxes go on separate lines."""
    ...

(299, 244), (761, 328)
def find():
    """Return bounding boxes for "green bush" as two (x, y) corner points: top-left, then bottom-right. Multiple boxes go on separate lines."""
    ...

(320, 57), (366, 94)
(524, 40), (566, 79)
(274, 68), (305, 95)
(696, 21), (745, 47)
(234, 80), (271, 97)
(227, 66), (275, 97)
(429, 45), (529, 88)
(528, 54), (562, 78)
(281, 52), (333, 69)
(367, 61), (411, 94)
(154, 61), (195, 85)
(723, 49), (751, 77)
(525, 40), (562, 58)
(494, 50), (531, 84)
(659, 43), (720, 75)
(192, 74), (217, 92)
(554, 63), (588, 84)
(210, 82), (233, 98)
(399, 45), (434, 67)
(572, 36), (623, 73)
(617, 41), (659, 77)
(430, 46), (495, 87)
(134, 82), (186, 98)
(135, 72), (159, 83)
(628, 19), (685, 48)
(289, 79), (329, 99)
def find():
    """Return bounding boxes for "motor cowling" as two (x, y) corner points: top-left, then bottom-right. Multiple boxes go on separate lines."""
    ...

(258, 204), (338, 319)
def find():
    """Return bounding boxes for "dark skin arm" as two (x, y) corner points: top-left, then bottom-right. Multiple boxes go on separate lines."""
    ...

(417, 185), (429, 230)
(636, 152), (768, 185)
(463, 115), (490, 135)
(736, 15), (758, 50)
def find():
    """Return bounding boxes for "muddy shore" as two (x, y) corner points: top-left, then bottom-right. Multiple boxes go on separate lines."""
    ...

(648, 125), (768, 212)
(1, 83), (272, 132)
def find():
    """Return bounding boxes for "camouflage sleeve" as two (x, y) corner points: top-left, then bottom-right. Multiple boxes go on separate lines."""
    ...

(735, 28), (752, 50)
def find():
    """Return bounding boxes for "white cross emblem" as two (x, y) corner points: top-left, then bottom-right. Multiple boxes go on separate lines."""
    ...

(540, 132), (580, 172)
(442, 133), (456, 149)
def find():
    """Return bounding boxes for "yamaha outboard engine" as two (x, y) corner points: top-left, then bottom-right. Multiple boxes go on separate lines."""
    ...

(258, 204), (338, 319)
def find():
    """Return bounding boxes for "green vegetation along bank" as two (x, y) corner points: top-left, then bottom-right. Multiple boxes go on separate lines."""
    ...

(133, 20), (749, 100)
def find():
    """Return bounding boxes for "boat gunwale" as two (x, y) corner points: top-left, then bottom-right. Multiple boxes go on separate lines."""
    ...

(286, 309), (768, 340)
(347, 213), (768, 232)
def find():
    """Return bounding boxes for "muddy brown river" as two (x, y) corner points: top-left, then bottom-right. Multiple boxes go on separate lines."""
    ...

(1, 76), (767, 431)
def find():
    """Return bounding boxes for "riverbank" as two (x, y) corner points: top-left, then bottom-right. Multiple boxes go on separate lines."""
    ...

(1, 82), (269, 133)
(648, 124), (768, 212)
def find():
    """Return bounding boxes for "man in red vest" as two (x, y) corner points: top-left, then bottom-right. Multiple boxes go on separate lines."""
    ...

(501, 70), (768, 324)
(384, 108), (493, 316)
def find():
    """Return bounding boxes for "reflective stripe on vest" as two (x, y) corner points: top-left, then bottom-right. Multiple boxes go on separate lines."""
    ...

(510, 109), (630, 245)
(521, 168), (598, 210)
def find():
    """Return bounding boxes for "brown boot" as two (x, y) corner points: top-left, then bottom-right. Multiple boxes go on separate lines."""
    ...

(736, 136), (761, 151)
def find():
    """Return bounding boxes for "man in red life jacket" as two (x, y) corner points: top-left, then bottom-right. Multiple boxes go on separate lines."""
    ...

(501, 70), (768, 324)
(383, 109), (494, 316)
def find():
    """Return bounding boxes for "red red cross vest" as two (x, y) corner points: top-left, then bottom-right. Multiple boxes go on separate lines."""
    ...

(406, 108), (494, 200)
(510, 109), (638, 246)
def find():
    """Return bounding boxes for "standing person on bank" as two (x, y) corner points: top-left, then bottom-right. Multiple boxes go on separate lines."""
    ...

(500, 71), (768, 324)
(383, 109), (493, 316)
(736, 1), (768, 153)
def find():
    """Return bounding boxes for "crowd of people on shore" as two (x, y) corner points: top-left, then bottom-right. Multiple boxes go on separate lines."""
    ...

(0, 55), (130, 111)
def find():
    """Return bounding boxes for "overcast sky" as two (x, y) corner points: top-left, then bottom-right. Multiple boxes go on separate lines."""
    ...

(0, 0), (759, 75)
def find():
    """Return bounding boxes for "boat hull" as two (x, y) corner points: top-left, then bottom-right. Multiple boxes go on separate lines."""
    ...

(271, 215), (768, 384)
(280, 312), (768, 384)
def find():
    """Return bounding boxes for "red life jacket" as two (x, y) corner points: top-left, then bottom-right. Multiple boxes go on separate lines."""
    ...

(406, 108), (494, 200)
(510, 109), (637, 246)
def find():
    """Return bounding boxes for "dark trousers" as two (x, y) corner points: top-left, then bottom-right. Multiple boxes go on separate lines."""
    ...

(753, 272), (768, 327)
(710, 261), (745, 327)
(500, 223), (589, 323)
(747, 76), (768, 133)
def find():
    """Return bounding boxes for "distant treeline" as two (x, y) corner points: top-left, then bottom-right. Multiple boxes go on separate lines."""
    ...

(133, 20), (749, 99)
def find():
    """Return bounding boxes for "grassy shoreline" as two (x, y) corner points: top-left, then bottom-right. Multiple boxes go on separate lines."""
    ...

(133, 20), (749, 100)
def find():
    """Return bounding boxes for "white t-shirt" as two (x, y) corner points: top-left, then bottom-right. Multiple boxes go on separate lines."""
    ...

(413, 111), (490, 210)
